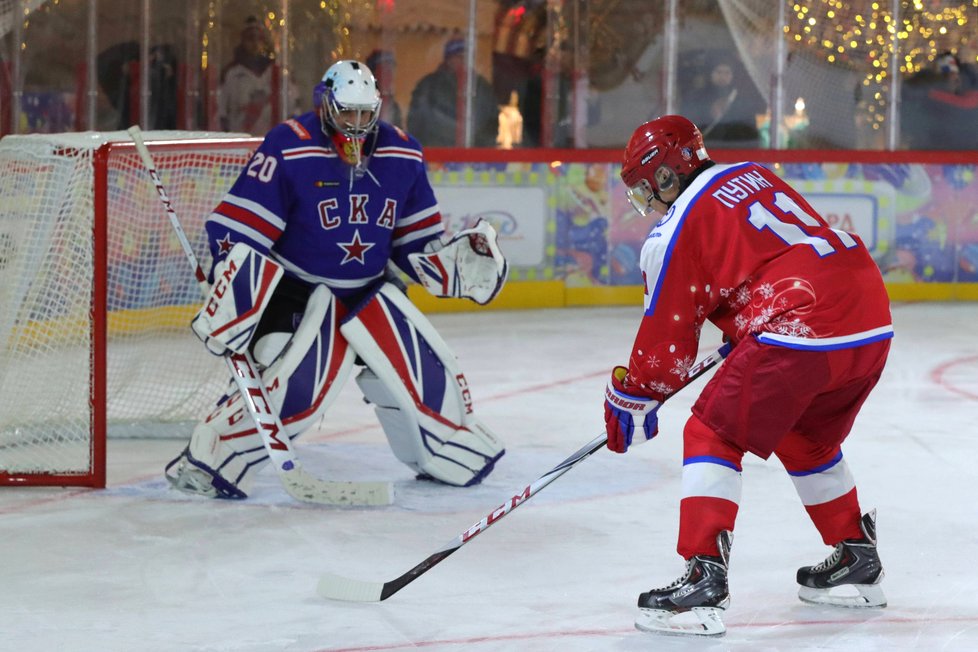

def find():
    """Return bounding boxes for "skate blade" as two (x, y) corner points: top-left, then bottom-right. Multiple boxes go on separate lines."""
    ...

(635, 606), (726, 637)
(166, 467), (218, 498)
(798, 581), (887, 608)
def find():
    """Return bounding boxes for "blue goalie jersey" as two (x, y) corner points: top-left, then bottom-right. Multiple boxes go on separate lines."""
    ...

(205, 112), (444, 298)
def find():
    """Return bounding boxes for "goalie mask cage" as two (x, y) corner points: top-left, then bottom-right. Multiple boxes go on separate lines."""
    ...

(0, 131), (261, 488)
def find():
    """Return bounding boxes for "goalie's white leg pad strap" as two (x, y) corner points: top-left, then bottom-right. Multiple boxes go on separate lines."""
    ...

(341, 283), (504, 486)
(177, 285), (355, 494)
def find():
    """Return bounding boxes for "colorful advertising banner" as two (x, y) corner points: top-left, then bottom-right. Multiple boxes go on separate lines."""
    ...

(95, 157), (977, 314)
(433, 159), (978, 293)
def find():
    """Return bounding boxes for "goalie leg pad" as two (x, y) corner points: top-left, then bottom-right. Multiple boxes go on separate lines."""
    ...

(356, 368), (504, 485)
(168, 285), (356, 497)
(191, 242), (283, 355)
(342, 283), (505, 486)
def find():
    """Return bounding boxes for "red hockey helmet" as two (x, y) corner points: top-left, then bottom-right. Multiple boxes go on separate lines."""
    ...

(621, 115), (711, 216)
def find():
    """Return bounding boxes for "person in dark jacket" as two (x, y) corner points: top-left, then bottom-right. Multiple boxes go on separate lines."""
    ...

(407, 37), (498, 147)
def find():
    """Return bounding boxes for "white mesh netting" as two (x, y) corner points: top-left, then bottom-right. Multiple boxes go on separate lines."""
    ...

(0, 130), (256, 481)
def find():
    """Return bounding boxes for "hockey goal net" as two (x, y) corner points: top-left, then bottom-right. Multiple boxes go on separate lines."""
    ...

(0, 131), (260, 487)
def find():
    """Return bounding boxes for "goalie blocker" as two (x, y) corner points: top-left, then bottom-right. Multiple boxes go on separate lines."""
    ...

(190, 242), (283, 356)
(167, 277), (503, 498)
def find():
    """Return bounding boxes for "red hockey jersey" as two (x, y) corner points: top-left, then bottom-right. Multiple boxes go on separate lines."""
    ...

(627, 162), (893, 400)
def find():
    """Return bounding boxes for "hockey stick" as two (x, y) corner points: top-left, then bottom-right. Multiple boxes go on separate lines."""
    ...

(317, 342), (733, 601)
(127, 126), (392, 507)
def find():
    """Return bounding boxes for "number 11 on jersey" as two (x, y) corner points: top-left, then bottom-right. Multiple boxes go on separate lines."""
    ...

(747, 191), (857, 257)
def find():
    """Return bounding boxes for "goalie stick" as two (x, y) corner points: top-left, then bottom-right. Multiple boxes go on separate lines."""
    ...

(317, 342), (733, 601)
(127, 126), (392, 507)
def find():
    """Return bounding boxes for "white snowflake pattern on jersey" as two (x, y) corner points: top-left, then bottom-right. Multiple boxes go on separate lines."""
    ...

(625, 162), (892, 400)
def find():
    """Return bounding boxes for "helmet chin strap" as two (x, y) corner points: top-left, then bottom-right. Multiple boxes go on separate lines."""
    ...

(650, 196), (673, 215)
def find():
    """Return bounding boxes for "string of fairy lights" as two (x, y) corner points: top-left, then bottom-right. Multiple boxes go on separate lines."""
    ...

(789, 1), (976, 70)
(787, 1), (978, 130)
(200, 1), (367, 73)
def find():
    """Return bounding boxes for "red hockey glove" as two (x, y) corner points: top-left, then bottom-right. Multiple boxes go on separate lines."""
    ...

(604, 366), (661, 453)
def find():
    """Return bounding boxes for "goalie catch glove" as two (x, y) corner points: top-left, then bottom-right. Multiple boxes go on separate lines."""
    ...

(408, 218), (508, 305)
(604, 365), (661, 453)
(191, 243), (283, 356)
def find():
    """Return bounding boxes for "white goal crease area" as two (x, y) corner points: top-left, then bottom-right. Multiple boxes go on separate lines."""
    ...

(0, 130), (260, 487)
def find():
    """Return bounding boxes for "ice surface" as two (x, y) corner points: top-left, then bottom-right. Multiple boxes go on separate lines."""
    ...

(2, 303), (977, 651)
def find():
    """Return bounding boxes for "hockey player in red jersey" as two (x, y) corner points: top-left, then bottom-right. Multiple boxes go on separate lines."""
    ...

(603, 115), (892, 636)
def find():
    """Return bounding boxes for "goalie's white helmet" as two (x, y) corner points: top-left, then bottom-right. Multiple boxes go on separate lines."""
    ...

(318, 60), (382, 138)
(315, 60), (382, 170)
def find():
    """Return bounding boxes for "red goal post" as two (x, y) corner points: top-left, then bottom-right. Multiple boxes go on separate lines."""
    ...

(0, 131), (261, 487)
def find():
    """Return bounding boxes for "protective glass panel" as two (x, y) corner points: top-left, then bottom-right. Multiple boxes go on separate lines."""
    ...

(94, 2), (140, 131)
(205, 3), (291, 134)
(13, 0), (86, 133)
(585, 0), (668, 148)
(678, 1), (770, 150)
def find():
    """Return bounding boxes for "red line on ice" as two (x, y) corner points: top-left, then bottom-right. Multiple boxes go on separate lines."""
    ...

(316, 614), (978, 651)
(930, 354), (978, 401)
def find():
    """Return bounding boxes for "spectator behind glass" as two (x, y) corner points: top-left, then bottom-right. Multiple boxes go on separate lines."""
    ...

(682, 53), (766, 148)
(902, 51), (978, 150)
(97, 41), (178, 130)
(407, 37), (498, 147)
(366, 49), (404, 129)
(520, 44), (574, 148)
(219, 16), (276, 134)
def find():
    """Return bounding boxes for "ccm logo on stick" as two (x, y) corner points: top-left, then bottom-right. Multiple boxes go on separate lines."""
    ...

(461, 485), (532, 542)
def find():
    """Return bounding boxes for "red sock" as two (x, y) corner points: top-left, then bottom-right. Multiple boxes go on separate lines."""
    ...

(805, 488), (863, 544)
(677, 415), (745, 558)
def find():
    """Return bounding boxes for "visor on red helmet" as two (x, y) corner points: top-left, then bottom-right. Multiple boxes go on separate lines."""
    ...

(625, 167), (681, 216)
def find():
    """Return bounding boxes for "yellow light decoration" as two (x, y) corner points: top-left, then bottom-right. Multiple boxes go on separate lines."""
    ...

(784, 0), (978, 138)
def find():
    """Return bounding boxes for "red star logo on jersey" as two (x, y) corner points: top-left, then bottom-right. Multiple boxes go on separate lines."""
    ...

(338, 229), (375, 264)
(217, 233), (234, 254)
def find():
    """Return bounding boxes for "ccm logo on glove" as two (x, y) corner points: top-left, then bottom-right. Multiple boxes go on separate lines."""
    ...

(205, 259), (238, 316)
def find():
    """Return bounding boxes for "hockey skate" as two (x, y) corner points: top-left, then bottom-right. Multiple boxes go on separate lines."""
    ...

(634, 530), (732, 637)
(164, 447), (248, 500)
(797, 510), (886, 608)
